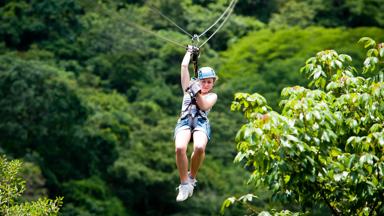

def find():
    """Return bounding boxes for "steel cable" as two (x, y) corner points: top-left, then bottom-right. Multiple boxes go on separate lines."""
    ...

(131, 0), (238, 49)
(126, 21), (187, 48)
(198, 0), (237, 48)
(147, 5), (194, 38)
(198, 0), (237, 38)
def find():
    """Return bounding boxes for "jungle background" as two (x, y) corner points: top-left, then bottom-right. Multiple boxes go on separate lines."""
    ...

(0, 0), (383, 215)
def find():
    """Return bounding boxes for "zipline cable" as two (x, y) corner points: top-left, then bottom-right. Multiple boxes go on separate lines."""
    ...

(129, 0), (237, 49)
(126, 21), (187, 48)
(147, 5), (194, 38)
(145, 0), (237, 48)
(198, 0), (237, 38)
(198, 0), (237, 48)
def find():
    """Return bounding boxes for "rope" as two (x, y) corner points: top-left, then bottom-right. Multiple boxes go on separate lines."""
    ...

(147, 5), (194, 38)
(199, 0), (237, 48)
(198, 0), (237, 38)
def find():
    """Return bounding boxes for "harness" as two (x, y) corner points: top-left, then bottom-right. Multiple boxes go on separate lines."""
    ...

(180, 94), (208, 120)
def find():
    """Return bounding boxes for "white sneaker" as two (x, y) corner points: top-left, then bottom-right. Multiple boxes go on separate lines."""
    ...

(176, 183), (194, 202)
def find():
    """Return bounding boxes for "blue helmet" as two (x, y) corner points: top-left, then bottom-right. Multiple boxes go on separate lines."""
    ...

(198, 67), (217, 80)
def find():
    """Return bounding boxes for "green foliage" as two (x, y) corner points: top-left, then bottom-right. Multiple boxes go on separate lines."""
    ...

(2, 1), (384, 215)
(222, 193), (305, 216)
(0, 56), (83, 155)
(0, 155), (62, 216)
(268, 0), (384, 29)
(0, 55), (130, 210)
(358, 37), (384, 81)
(342, 0), (384, 27)
(269, 0), (315, 29)
(6, 198), (63, 216)
(61, 176), (126, 216)
(220, 27), (384, 110)
(301, 50), (354, 89)
(21, 161), (49, 201)
(0, 56), (92, 182)
(230, 38), (384, 215)
(78, 89), (138, 177)
(0, 156), (25, 208)
(233, 0), (280, 22)
(0, 0), (84, 50)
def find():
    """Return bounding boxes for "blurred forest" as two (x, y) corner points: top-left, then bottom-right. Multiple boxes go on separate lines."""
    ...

(0, 0), (383, 215)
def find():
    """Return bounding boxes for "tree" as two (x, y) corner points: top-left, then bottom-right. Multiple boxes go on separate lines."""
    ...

(233, 0), (281, 23)
(0, 0), (84, 51)
(0, 155), (62, 215)
(269, 0), (315, 29)
(0, 56), (92, 183)
(60, 176), (126, 216)
(219, 27), (384, 110)
(266, 0), (384, 29)
(227, 37), (384, 215)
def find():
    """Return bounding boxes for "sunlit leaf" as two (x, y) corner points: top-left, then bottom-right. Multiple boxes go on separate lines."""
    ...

(358, 37), (376, 48)
(380, 48), (384, 57)
(284, 175), (291, 184)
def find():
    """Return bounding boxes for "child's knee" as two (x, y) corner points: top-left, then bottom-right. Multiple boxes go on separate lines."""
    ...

(194, 145), (205, 154)
(175, 146), (187, 154)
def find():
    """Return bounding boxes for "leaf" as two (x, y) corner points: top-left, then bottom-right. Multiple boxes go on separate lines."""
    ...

(258, 211), (272, 216)
(239, 194), (257, 202)
(334, 171), (348, 182)
(364, 58), (371, 67)
(314, 70), (322, 79)
(330, 148), (342, 157)
(379, 136), (384, 147)
(305, 57), (316, 64)
(326, 82), (338, 91)
(380, 48), (384, 57)
(306, 155), (315, 165)
(347, 155), (356, 169)
(367, 48), (378, 57)
(296, 143), (304, 152)
(360, 154), (374, 165)
(335, 60), (343, 68)
(284, 175), (291, 184)
(286, 135), (299, 143)
(339, 54), (352, 62)
(234, 152), (246, 163)
(281, 139), (291, 148)
(358, 37), (376, 48)
(321, 131), (330, 142)
(220, 197), (237, 214)
(366, 166), (373, 174)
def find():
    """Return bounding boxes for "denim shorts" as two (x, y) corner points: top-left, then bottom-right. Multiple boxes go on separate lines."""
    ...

(174, 116), (211, 140)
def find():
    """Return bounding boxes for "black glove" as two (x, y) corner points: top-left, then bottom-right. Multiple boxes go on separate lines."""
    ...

(186, 45), (199, 55)
(186, 80), (201, 97)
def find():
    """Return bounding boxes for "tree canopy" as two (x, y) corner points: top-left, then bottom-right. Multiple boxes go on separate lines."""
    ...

(226, 37), (384, 215)
(0, 0), (383, 215)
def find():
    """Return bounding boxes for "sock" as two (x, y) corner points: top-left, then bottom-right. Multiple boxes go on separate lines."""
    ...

(188, 173), (195, 180)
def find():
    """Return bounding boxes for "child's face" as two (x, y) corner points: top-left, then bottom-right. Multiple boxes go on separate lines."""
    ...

(199, 78), (214, 94)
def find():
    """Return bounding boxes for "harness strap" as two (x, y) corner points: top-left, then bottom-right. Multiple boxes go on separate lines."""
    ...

(181, 96), (207, 119)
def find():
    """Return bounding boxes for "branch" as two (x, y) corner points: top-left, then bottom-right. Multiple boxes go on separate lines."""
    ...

(318, 185), (340, 216)
(369, 164), (383, 216)
(314, 152), (341, 216)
